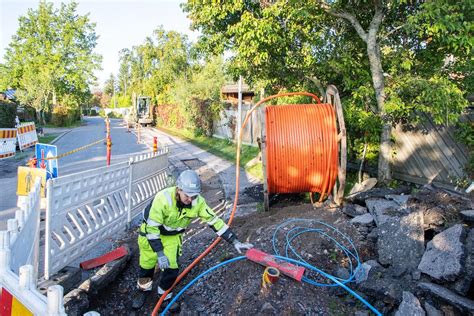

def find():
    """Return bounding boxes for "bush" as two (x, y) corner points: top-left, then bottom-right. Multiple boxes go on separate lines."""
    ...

(0, 100), (17, 128)
(82, 109), (98, 116)
(107, 111), (122, 119)
(51, 105), (80, 127)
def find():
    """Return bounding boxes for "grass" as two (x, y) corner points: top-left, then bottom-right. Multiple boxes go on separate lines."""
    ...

(42, 120), (83, 128)
(156, 125), (263, 180)
(38, 134), (60, 144)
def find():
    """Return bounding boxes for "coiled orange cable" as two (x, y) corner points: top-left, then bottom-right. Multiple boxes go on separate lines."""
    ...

(151, 92), (337, 315)
(266, 103), (338, 200)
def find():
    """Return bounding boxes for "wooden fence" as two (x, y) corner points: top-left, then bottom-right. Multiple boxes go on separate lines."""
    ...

(214, 102), (472, 189)
(391, 110), (472, 188)
(213, 103), (263, 147)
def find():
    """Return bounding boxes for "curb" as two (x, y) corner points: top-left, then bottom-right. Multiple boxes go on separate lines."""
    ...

(148, 127), (234, 201)
(50, 129), (72, 145)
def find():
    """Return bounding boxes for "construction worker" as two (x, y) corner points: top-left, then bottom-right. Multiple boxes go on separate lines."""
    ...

(133, 169), (253, 310)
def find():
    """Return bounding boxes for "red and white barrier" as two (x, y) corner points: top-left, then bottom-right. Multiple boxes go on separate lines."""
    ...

(17, 123), (38, 150)
(0, 128), (17, 159)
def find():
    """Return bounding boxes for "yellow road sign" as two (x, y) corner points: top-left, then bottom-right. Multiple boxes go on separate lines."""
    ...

(17, 167), (46, 197)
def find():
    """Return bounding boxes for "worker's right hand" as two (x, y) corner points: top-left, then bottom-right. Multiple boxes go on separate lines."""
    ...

(157, 251), (170, 269)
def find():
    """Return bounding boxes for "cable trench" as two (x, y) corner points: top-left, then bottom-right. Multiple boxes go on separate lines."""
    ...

(160, 219), (382, 316)
(152, 92), (338, 315)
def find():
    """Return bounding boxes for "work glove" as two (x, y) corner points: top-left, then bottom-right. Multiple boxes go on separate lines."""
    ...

(157, 251), (170, 269)
(233, 240), (254, 254)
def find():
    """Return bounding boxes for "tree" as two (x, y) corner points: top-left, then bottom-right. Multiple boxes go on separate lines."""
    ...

(118, 27), (190, 104)
(104, 73), (117, 96)
(118, 49), (132, 96)
(1, 1), (101, 124)
(169, 56), (227, 135)
(183, 0), (471, 183)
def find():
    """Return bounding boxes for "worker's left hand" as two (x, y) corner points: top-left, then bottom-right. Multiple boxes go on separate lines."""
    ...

(233, 240), (254, 254)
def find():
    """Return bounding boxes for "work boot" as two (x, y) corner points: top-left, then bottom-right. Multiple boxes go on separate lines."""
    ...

(158, 297), (181, 313)
(157, 287), (180, 313)
(137, 277), (153, 291)
(131, 278), (153, 309)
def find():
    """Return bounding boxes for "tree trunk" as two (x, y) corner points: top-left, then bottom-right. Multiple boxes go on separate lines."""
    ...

(366, 22), (391, 184)
(327, 1), (392, 184)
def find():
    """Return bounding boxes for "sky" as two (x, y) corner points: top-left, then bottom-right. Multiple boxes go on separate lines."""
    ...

(0, 0), (199, 88)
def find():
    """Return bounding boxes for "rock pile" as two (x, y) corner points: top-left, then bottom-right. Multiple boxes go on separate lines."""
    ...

(344, 185), (474, 315)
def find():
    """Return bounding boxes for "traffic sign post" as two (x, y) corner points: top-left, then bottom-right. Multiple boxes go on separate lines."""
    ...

(35, 143), (59, 180)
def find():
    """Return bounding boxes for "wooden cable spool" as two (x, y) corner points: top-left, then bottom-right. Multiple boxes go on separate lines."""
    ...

(260, 89), (346, 210)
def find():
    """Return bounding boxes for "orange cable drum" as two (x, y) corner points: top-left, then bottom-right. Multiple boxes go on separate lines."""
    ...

(265, 103), (338, 200)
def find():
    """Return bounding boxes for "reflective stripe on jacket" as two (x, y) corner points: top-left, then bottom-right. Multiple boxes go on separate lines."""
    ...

(140, 186), (227, 239)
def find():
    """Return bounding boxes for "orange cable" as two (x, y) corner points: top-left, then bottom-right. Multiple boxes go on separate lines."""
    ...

(151, 92), (335, 315)
(265, 102), (338, 200)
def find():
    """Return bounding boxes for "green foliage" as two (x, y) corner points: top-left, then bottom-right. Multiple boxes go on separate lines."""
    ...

(183, 0), (472, 180)
(168, 56), (226, 136)
(454, 121), (474, 177)
(117, 27), (190, 105)
(0, 100), (17, 128)
(455, 121), (474, 149)
(1, 1), (101, 122)
(107, 111), (123, 119)
(104, 73), (117, 96)
(109, 95), (131, 108)
(38, 134), (58, 144)
(51, 105), (80, 127)
(385, 76), (468, 126)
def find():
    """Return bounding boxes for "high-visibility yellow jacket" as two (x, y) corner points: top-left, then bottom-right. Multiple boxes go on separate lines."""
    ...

(139, 186), (235, 253)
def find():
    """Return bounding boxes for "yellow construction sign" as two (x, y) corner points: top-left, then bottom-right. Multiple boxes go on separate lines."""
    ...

(17, 167), (46, 197)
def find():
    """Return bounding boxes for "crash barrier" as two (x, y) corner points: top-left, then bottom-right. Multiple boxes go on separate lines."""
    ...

(45, 148), (169, 279)
(0, 178), (66, 315)
(0, 128), (17, 159)
(9, 178), (42, 274)
(17, 122), (38, 150)
(127, 150), (170, 223)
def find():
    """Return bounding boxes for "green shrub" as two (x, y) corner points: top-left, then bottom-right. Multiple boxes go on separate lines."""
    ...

(83, 109), (98, 116)
(51, 105), (80, 127)
(107, 111), (123, 119)
(0, 100), (17, 128)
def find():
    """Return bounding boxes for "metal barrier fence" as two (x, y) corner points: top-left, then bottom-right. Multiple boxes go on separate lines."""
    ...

(45, 148), (169, 279)
(0, 179), (66, 315)
(128, 150), (170, 223)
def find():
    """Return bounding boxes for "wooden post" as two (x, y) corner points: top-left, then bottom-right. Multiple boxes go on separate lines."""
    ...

(325, 85), (346, 205)
(261, 105), (270, 211)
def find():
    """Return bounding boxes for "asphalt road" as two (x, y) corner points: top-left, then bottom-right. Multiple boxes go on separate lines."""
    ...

(0, 116), (150, 228)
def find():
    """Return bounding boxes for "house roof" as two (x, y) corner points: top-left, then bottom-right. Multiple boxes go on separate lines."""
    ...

(221, 84), (254, 94)
(2, 89), (16, 100)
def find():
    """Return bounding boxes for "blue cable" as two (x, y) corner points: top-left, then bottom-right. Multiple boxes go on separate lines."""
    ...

(161, 219), (382, 316)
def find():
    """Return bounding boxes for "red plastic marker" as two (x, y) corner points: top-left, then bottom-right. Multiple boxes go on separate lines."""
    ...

(80, 246), (128, 270)
(246, 248), (305, 282)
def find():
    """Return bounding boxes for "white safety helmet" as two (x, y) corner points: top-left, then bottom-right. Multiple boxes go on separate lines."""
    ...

(176, 170), (201, 197)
